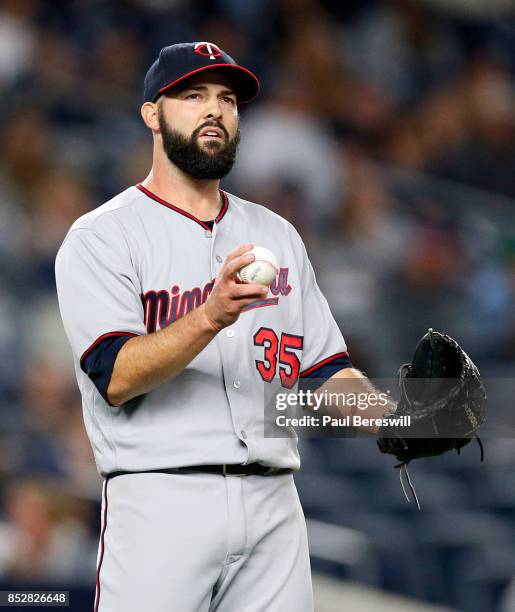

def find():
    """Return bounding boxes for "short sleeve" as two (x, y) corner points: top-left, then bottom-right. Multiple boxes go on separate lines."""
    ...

(81, 335), (134, 404)
(55, 222), (146, 372)
(290, 229), (352, 380)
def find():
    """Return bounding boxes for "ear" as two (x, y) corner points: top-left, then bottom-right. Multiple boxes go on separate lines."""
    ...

(141, 102), (160, 132)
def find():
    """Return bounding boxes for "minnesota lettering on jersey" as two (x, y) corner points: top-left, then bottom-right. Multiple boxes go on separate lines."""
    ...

(142, 268), (292, 333)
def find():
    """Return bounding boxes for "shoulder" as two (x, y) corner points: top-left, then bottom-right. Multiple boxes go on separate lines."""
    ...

(67, 186), (144, 235)
(58, 186), (145, 250)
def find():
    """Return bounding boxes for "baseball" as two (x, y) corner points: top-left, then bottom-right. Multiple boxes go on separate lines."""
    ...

(238, 246), (279, 286)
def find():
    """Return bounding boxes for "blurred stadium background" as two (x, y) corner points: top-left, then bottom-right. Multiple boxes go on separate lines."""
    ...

(1, 0), (515, 610)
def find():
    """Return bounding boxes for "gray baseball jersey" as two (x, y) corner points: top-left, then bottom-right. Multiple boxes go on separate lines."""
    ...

(55, 184), (350, 477)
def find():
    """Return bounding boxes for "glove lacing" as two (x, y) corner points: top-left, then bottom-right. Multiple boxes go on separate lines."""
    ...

(395, 461), (421, 510)
(394, 435), (484, 511)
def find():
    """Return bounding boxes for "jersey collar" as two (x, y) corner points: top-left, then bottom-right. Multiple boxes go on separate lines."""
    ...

(136, 184), (229, 230)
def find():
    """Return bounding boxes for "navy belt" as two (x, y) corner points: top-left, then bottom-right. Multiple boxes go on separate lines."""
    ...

(106, 463), (293, 479)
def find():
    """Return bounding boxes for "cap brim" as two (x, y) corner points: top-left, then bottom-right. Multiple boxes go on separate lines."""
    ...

(157, 64), (260, 103)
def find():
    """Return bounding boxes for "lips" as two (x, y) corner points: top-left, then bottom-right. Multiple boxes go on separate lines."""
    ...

(199, 126), (225, 139)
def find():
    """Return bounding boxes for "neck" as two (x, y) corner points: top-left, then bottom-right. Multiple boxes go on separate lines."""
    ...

(141, 154), (222, 221)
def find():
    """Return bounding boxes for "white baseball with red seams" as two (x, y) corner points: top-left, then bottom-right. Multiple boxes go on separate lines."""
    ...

(237, 246), (279, 286)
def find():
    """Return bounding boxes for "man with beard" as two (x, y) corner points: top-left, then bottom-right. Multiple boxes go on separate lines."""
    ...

(56, 42), (379, 612)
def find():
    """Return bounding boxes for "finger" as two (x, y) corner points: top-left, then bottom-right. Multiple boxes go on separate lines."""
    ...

(234, 294), (271, 310)
(223, 252), (256, 280)
(230, 283), (269, 299)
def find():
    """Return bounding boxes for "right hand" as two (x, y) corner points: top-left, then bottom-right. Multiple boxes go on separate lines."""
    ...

(202, 243), (269, 331)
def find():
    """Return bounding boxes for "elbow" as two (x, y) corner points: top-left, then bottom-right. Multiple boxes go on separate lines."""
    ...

(106, 375), (130, 407)
(106, 389), (125, 408)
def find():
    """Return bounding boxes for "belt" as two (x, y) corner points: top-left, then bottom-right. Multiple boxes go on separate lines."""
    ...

(107, 463), (293, 479)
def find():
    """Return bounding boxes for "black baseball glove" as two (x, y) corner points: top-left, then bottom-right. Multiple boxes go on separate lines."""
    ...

(377, 329), (486, 507)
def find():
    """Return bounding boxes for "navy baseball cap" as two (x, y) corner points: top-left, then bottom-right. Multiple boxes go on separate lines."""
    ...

(143, 42), (260, 104)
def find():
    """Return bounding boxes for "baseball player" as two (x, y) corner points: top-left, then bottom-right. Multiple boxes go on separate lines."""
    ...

(55, 42), (390, 612)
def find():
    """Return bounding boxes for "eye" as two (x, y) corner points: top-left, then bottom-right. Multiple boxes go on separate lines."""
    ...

(185, 93), (201, 100)
(222, 96), (236, 105)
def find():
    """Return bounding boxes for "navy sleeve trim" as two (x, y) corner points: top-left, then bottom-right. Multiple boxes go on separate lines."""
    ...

(80, 332), (138, 404)
(300, 352), (352, 378)
(80, 332), (138, 368)
(298, 354), (353, 393)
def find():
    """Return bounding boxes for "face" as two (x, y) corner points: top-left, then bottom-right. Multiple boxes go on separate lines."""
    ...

(156, 72), (240, 180)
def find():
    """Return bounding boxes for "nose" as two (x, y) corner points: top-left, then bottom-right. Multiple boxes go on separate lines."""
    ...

(203, 94), (223, 120)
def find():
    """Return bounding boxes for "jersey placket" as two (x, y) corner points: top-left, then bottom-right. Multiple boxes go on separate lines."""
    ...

(210, 217), (253, 457)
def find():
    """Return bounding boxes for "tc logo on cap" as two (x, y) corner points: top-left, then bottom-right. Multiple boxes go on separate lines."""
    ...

(194, 42), (222, 61)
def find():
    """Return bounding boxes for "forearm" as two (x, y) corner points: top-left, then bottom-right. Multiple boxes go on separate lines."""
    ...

(107, 304), (217, 406)
(322, 367), (396, 434)
(107, 244), (268, 406)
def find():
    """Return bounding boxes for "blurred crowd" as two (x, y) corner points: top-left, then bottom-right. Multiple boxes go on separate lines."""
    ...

(0, 0), (514, 607)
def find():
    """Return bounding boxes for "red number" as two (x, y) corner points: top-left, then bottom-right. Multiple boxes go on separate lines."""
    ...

(279, 333), (303, 388)
(253, 327), (278, 382)
(254, 328), (303, 388)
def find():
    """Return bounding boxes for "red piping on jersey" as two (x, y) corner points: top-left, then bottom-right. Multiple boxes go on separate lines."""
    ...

(80, 332), (138, 367)
(158, 64), (260, 103)
(94, 479), (109, 612)
(300, 352), (350, 378)
(241, 297), (279, 312)
(216, 191), (229, 223)
(137, 184), (229, 230)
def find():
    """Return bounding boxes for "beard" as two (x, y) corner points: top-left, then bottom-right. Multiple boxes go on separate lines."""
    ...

(158, 108), (240, 180)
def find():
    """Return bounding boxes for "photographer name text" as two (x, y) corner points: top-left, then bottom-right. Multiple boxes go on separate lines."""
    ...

(275, 414), (411, 428)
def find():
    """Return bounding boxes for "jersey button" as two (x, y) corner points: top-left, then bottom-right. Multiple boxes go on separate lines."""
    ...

(233, 380), (241, 389)
(205, 230), (212, 238)
(226, 329), (234, 338)
(216, 255), (223, 263)
(240, 430), (247, 439)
